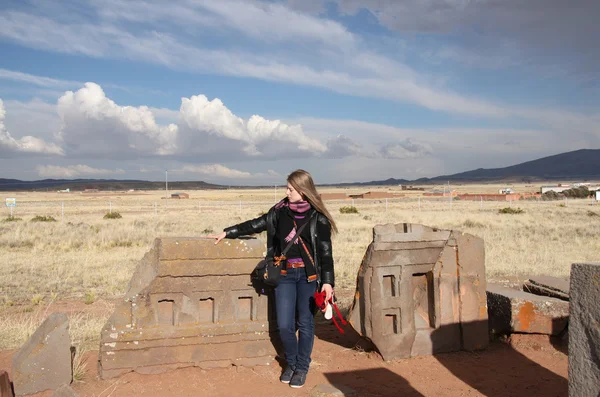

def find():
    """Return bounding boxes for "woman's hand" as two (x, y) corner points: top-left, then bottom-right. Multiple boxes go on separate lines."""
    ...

(205, 231), (226, 245)
(321, 283), (333, 311)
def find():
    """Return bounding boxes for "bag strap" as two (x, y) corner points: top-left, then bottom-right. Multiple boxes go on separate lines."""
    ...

(280, 221), (309, 257)
(293, 220), (315, 266)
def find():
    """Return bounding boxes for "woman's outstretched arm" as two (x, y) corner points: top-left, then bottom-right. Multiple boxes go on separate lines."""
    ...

(205, 213), (268, 244)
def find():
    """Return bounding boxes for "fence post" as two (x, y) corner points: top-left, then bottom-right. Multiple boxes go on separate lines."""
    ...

(109, 201), (112, 214)
(480, 196), (483, 210)
(352, 198), (355, 207)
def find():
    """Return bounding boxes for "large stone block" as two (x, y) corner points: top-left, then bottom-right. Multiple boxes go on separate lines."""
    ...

(487, 284), (569, 336)
(0, 370), (13, 397)
(348, 223), (488, 361)
(568, 262), (600, 397)
(99, 237), (276, 379)
(12, 313), (72, 396)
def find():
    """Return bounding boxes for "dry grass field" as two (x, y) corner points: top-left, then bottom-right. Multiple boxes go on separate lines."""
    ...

(1, 183), (599, 357)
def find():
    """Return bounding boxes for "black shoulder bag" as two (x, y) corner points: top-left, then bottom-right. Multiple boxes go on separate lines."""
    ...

(252, 222), (309, 288)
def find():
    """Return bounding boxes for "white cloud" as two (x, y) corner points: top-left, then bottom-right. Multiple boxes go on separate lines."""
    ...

(326, 134), (369, 158)
(0, 98), (64, 155)
(94, 0), (354, 49)
(337, 0), (600, 80)
(57, 83), (178, 156)
(0, 4), (512, 119)
(180, 95), (327, 156)
(36, 164), (125, 178)
(174, 164), (283, 180)
(0, 68), (81, 88)
(177, 164), (253, 179)
(380, 138), (433, 159)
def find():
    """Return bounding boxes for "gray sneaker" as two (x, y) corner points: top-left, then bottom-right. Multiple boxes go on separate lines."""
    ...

(289, 370), (307, 388)
(279, 366), (295, 384)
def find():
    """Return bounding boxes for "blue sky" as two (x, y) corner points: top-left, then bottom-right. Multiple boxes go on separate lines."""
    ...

(0, 0), (598, 184)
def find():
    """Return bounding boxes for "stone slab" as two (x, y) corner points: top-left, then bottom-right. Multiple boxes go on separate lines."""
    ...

(568, 263), (600, 397)
(12, 312), (72, 396)
(487, 284), (569, 336)
(0, 370), (13, 397)
(523, 275), (570, 301)
(455, 232), (488, 350)
(50, 384), (79, 397)
(349, 223), (489, 361)
(99, 238), (276, 379)
(159, 237), (264, 260)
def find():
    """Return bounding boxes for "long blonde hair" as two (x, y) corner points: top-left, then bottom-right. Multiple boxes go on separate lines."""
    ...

(287, 169), (338, 234)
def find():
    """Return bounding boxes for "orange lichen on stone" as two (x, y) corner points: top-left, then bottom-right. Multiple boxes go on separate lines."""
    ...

(517, 302), (535, 331)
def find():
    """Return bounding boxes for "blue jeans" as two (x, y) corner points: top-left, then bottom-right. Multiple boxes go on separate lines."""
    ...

(274, 267), (317, 372)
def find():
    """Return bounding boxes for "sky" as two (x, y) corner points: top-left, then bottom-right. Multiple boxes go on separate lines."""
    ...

(0, 0), (598, 185)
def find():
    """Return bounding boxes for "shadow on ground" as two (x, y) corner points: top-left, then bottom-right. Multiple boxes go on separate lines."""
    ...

(324, 368), (425, 397)
(315, 319), (568, 397)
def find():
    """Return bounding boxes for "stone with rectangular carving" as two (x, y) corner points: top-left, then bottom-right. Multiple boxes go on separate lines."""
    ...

(348, 223), (488, 360)
(98, 237), (275, 379)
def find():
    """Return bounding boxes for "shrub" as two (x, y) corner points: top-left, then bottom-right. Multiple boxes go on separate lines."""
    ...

(103, 211), (122, 219)
(498, 207), (524, 214)
(30, 294), (43, 305)
(587, 210), (599, 217)
(339, 206), (359, 214)
(563, 186), (589, 199)
(84, 291), (96, 305)
(463, 219), (485, 228)
(31, 215), (56, 222)
(202, 227), (214, 234)
(72, 347), (88, 382)
(542, 191), (560, 201)
(2, 215), (22, 222)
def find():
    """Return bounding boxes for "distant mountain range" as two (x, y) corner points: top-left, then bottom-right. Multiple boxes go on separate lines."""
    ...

(0, 178), (225, 192)
(334, 149), (600, 186)
(1, 149), (598, 191)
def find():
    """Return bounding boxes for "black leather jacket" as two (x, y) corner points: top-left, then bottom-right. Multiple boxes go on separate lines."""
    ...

(223, 204), (335, 287)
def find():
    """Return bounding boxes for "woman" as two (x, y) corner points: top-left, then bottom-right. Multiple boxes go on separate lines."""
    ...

(207, 169), (337, 388)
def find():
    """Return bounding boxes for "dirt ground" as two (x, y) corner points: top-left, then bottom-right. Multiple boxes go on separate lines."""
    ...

(0, 321), (568, 397)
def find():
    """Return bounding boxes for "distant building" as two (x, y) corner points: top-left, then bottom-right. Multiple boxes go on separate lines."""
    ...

(458, 193), (541, 201)
(57, 188), (70, 193)
(498, 188), (514, 194)
(320, 193), (348, 200)
(423, 190), (458, 197)
(171, 192), (189, 199)
(400, 185), (425, 191)
(541, 185), (572, 194)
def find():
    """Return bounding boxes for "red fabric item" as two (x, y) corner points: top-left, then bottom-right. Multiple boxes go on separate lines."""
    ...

(313, 291), (347, 334)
